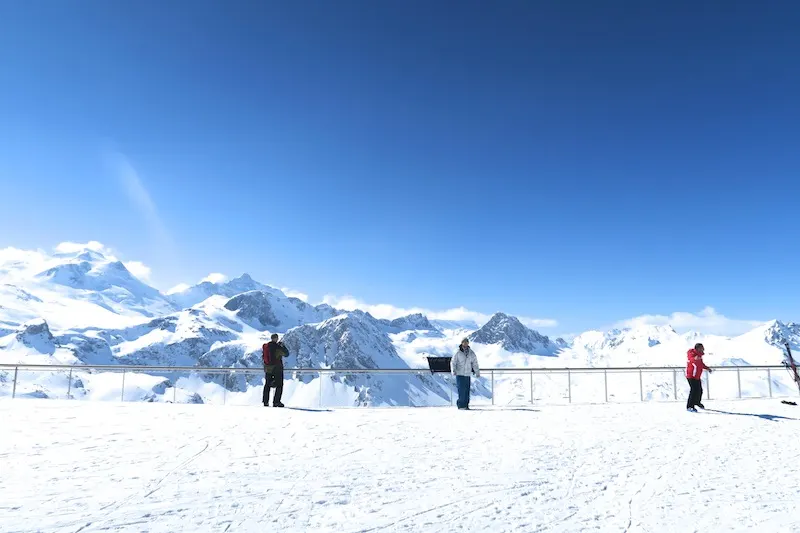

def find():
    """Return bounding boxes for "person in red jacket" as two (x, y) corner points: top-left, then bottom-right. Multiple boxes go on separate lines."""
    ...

(686, 343), (713, 412)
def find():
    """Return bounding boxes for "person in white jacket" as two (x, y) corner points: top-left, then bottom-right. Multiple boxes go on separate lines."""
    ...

(452, 338), (480, 410)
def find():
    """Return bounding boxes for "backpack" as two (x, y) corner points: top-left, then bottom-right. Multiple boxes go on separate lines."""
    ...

(262, 343), (274, 366)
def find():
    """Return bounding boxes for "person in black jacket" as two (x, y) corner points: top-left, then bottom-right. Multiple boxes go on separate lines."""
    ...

(262, 334), (289, 407)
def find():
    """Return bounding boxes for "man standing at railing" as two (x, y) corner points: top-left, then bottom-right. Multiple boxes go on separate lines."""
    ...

(686, 343), (712, 412)
(452, 338), (480, 410)
(263, 333), (289, 408)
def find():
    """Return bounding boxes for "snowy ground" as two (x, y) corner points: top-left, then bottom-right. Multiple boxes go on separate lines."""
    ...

(2, 399), (800, 532)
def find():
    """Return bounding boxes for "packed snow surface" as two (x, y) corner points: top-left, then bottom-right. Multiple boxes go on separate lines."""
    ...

(2, 399), (799, 532)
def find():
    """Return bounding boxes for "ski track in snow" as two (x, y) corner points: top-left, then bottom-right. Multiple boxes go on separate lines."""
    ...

(2, 399), (800, 532)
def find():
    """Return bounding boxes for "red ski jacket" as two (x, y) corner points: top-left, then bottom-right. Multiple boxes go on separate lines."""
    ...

(686, 349), (709, 379)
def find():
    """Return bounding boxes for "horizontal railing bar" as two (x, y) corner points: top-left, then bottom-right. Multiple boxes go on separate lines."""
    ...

(0, 363), (788, 373)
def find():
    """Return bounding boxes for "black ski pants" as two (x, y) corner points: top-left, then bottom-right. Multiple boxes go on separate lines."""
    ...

(263, 366), (284, 406)
(687, 378), (703, 409)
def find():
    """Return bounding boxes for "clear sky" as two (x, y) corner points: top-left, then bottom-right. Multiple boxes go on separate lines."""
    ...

(1, 1), (798, 335)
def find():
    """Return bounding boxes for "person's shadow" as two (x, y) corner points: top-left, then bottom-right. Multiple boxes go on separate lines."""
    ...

(705, 409), (797, 422)
(468, 407), (540, 412)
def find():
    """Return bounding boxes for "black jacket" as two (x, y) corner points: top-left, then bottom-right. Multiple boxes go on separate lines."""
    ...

(264, 341), (289, 368)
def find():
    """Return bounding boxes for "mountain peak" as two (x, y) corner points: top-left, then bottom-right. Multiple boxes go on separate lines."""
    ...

(219, 289), (337, 332)
(15, 319), (56, 355)
(762, 319), (800, 348)
(74, 249), (108, 262)
(168, 273), (278, 308)
(481, 312), (523, 330)
(35, 256), (167, 313)
(284, 310), (406, 370)
(102, 260), (132, 274)
(470, 313), (558, 355)
(52, 246), (108, 261)
(384, 313), (437, 332)
(224, 290), (281, 330)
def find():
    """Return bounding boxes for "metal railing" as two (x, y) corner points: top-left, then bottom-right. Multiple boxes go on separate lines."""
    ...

(0, 364), (796, 407)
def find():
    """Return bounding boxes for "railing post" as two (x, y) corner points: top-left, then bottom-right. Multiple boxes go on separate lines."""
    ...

(173, 380), (177, 403)
(319, 374), (322, 408)
(67, 368), (73, 399)
(639, 368), (644, 402)
(491, 370), (494, 405)
(673, 369), (677, 401)
(567, 370), (572, 403)
(120, 370), (126, 402)
(223, 372), (228, 406)
(530, 370), (534, 404)
(737, 367), (742, 399)
(706, 371), (711, 400)
(12, 366), (18, 399)
(767, 368), (773, 398)
(450, 374), (453, 406)
(604, 369), (608, 403)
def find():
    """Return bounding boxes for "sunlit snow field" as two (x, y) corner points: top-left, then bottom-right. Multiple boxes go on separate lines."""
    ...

(3, 398), (799, 532)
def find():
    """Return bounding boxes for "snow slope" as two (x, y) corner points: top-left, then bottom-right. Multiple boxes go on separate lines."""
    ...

(3, 399), (800, 532)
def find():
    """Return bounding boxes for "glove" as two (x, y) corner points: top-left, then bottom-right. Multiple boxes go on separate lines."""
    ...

(475, 372), (481, 378)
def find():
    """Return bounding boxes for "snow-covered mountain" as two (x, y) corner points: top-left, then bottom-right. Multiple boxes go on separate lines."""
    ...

(284, 311), (408, 369)
(279, 311), (473, 406)
(1, 242), (797, 407)
(565, 325), (684, 367)
(222, 290), (337, 332)
(36, 254), (171, 316)
(559, 321), (799, 369)
(0, 246), (174, 328)
(760, 320), (800, 351)
(167, 274), (283, 309)
(379, 313), (438, 334)
(469, 312), (564, 355)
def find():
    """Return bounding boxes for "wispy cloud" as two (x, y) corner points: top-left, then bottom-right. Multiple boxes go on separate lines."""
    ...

(321, 294), (558, 329)
(102, 149), (178, 288)
(166, 273), (229, 294)
(122, 260), (153, 283)
(107, 152), (165, 235)
(201, 273), (228, 284)
(103, 150), (175, 259)
(54, 241), (107, 254)
(166, 283), (191, 295)
(614, 306), (765, 337)
(282, 288), (309, 302)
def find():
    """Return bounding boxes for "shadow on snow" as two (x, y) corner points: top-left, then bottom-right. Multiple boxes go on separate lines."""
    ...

(704, 409), (798, 422)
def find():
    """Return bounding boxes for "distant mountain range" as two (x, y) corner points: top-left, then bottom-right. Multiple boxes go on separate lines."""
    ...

(1, 244), (797, 406)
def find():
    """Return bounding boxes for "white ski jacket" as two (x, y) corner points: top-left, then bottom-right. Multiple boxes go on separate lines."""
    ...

(451, 347), (480, 377)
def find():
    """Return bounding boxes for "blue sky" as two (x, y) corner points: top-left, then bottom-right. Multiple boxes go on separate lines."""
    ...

(1, 1), (799, 335)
